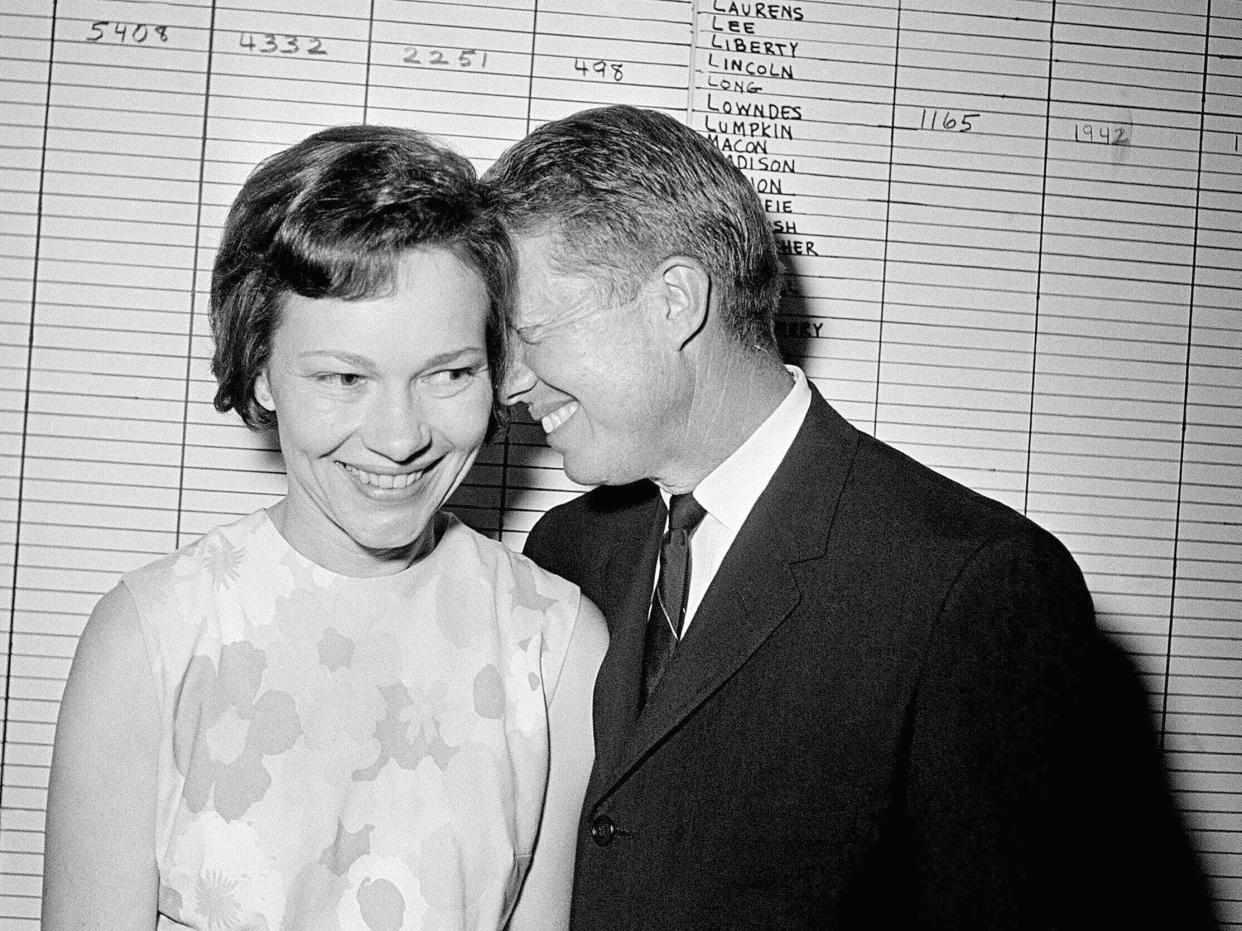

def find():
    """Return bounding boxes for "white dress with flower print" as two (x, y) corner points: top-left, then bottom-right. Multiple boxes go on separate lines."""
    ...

(123, 509), (581, 931)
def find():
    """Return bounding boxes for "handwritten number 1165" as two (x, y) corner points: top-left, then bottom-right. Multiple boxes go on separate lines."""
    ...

(919, 109), (977, 132)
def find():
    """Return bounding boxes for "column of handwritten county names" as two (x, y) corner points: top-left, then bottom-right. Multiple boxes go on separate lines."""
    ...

(692, 2), (898, 428)
(1170, 4), (1242, 923)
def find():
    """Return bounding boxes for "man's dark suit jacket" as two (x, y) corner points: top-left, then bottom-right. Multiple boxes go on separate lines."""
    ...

(523, 387), (1214, 930)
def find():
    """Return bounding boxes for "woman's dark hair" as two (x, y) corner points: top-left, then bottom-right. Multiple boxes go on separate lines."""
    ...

(210, 124), (511, 434)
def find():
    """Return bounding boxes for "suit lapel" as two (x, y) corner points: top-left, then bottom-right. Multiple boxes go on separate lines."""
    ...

(589, 389), (861, 806)
(584, 488), (665, 804)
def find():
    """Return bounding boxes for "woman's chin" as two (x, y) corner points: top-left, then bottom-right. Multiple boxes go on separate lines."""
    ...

(348, 516), (439, 563)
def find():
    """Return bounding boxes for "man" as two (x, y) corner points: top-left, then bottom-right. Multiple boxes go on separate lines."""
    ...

(485, 106), (1213, 929)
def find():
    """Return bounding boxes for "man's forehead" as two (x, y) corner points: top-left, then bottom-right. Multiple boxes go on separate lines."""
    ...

(511, 278), (607, 337)
(512, 234), (612, 335)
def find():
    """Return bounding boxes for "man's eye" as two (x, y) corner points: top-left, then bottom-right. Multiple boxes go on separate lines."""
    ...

(320, 373), (363, 387)
(513, 326), (542, 345)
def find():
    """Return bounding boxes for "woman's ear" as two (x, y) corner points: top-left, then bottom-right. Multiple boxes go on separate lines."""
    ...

(655, 257), (711, 351)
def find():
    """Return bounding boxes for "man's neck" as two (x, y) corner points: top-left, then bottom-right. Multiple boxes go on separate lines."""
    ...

(655, 349), (794, 495)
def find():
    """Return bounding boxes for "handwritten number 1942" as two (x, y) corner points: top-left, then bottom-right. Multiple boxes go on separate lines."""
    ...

(1073, 123), (1129, 145)
(87, 22), (168, 44)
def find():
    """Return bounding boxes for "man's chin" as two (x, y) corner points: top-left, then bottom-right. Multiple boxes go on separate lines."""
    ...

(560, 454), (640, 490)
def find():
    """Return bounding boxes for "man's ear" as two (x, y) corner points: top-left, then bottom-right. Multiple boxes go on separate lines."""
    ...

(253, 368), (275, 412)
(654, 257), (711, 351)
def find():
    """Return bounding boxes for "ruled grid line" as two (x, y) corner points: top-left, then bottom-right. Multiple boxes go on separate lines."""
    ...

(1023, 0), (1057, 516)
(362, 0), (376, 121)
(872, 0), (900, 434)
(1, 0), (58, 822)
(174, 0), (216, 549)
(1, 1), (1239, 924)
(1163, 0), (1214, 745)
(495, 0), (543, 543)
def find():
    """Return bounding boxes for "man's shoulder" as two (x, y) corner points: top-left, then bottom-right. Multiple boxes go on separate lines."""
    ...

(534, 481), (660, 531)
(791, 395), (1072, 573)
(523, 481), (658, 578)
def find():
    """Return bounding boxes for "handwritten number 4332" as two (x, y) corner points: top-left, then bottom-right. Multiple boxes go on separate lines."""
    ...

(239, 33), (327, 55)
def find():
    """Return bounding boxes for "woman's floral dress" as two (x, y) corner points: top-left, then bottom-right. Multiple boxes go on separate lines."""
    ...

(123, 509), (581, 931)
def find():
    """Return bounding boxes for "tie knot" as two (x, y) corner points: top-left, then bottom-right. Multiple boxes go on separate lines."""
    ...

(667, 493), (707, 533)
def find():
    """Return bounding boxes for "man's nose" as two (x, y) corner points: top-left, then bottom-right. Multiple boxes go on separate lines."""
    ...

(502, 350), (538, 404)
(362, 389), (432, 463)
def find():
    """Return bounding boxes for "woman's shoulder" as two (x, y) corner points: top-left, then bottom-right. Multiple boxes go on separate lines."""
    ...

(439, 512), (581, 607)
(119, 509), (278, 652)
(123, 509), (270, 590)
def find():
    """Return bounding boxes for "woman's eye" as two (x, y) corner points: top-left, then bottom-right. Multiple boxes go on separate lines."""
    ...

(320, 373), (363, 388)
(426, 367), (477, 389)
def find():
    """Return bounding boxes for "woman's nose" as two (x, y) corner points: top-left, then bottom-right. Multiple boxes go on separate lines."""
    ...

(362, 390), (432, 463)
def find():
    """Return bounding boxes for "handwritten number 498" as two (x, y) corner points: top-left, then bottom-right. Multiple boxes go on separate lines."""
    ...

(87, 22), (168, 44)
(574, 59), (624, 82)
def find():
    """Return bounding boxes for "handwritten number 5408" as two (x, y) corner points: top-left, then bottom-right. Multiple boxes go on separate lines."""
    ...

(87, 22), (169, 43)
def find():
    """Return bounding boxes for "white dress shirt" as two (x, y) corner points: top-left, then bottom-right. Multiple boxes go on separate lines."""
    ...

(659, 365), (812, 633)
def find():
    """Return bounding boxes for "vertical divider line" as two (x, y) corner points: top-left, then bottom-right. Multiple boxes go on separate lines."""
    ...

(363, 0), (376, 122)
(523, 1), (539, 130)
(1161, 0), (1212, 745)
(872, 0), (901, 435)
(497, 2), (541, 542)
(497, 414), (512, 543)
(175, 2), (219, 549)
(686, 0), (700, 124)
(1023, 1), (1057, 516)
(1, 0), (59, 812)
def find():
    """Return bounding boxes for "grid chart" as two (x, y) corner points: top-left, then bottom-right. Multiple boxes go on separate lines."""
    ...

(1, 0), (1239, 925)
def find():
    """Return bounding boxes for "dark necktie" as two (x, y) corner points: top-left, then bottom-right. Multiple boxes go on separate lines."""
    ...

(641, 493), (708, 710)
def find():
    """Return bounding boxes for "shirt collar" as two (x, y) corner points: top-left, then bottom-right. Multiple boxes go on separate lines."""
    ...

(677, 365), (811, 532)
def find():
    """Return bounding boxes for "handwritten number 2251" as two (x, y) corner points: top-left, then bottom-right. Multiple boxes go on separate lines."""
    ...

(403, 47), (487, 68)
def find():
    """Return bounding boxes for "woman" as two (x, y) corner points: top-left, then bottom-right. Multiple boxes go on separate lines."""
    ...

(43, 125), (607, 930)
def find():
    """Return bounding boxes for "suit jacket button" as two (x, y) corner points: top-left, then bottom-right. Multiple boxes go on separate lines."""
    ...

(589, 815), (616, 846)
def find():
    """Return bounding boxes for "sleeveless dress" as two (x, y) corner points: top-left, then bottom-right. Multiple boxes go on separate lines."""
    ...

(122, 509), (582, 931)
